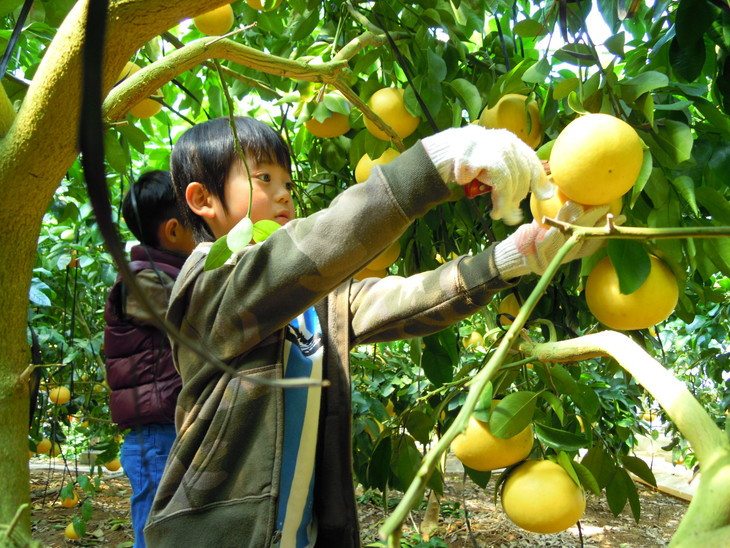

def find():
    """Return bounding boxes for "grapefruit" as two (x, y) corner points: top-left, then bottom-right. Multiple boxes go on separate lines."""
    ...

(479, 94), (542, 149)
(363, 88), (420, 141)
(354, 149), (400, 183)
(193, 4), (234, 35)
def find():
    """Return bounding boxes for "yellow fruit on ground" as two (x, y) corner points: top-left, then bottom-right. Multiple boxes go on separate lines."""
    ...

(529, 189), (622, 228)
(478, 94), (542, 149)
(498, 294), (521, 326)
(501, 459), (586, 534)
(49, 386), (71, 405)
(550, 113), (643, 205)
(585, 255), (679, 330)
(363, 88), (420, 141)
(353, 266), (387, 281)
(367, 241), (401, 270)
(65, 522), (81, 540)
(105, 457), (122, 472)
(246, 0), (282, 10)
(193, 3), (234, 35)
(116, 62), (163, 119)
(354, 149), (400, 183)
(462, 331), (483, 349)
(60, 490), (80, 508)
(451, 413), (533, 471)
(305, 112), (350, 138)
(36, 438), (51, 455)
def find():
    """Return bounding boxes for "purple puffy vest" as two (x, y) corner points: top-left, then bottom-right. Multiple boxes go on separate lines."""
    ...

(103, 246), (187, 430)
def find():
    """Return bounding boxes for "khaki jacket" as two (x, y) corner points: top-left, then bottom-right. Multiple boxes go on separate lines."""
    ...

(144, 143), (512, 547)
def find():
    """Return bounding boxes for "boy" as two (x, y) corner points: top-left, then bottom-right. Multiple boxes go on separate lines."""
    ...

(103, 170), (195, 548)
(145, 118), (608, 547)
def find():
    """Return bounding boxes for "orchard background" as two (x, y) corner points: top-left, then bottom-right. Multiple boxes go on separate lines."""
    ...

(0, 0), (729, 545)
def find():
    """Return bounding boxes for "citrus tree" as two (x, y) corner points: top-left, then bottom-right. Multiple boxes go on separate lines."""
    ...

(1, 0), (729, 545)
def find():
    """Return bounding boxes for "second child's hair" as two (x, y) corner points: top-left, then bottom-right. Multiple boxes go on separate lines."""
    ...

(170, 116), (292, 242)
(122, 170), (181, 247)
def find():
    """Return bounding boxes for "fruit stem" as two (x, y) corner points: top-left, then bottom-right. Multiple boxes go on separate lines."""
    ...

(545, 218), (730, 241)
(379, 234), (583, 542)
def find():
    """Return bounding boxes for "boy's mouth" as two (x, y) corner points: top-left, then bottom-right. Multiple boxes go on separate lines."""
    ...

(274, 212), (290, 224)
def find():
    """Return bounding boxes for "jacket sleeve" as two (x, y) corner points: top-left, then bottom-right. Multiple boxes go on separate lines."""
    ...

(348, 247), (513, 345)
(124, 269), (175, 326)
(169, 142), (452, 366)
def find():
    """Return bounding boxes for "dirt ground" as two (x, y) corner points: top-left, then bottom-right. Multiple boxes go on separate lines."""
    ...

(30, 462), (688, 547)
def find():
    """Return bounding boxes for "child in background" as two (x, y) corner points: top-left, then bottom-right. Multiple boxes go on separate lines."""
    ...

(103, 170), (195, 548)
(145, 118), (608, 547)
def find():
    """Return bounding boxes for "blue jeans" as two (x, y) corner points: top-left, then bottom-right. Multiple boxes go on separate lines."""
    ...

(120, 423), (176, 548)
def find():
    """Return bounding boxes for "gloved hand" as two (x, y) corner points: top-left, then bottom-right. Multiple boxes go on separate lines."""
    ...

(422, 125), (553, 225)
(494, 201), (617, 279)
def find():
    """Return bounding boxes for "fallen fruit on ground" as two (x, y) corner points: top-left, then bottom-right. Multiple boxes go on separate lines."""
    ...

(65, 522), (81, 540)
(501, 459), (586, 534)
(529, 188), (622, 228)
(366, 241), (401, 270)
(363, 88), (420, 141)
(451, 411), (533, 471)
(478, 94), (542, 149)
(498, 294), (521, 326)
(116, 62), (163, 119)
(585, 255), (679, 330)
(549, 113), (643, 205)
(193, 3), (234, 35)
(49, 385), (71, 405)
(105, 457), (122, 472)
(354, 149), (400, 183)
(305, 111), (350, 138)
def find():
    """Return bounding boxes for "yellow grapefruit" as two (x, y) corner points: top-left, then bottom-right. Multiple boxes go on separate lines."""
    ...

(366, 241), (401, 270)
(353, 266), (387, 281)
(116, 62), (162, 119)
(462, 331), (484, 349)
(498, 294), (521, 326)
(246, 0), (282, 10)
(305, 112), (350, 138)
(36, 438), (51, 455)
(585, 255), (679, 330)
(550, 113), (643, 205)
(501, 459), (586, 533)
(49, 386), (71, 405)
(65, 522), (81, 540)
(60, 490), (80, 508)
(451, 411), (533, 471)
(354, 149), (400, 183)
(105, 457), (122, 472)
(478, 94), (542, 149)
(363, 88), (420, 141)
(193, 4), (234, 35)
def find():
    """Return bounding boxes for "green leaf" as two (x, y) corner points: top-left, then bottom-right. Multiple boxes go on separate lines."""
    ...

(427, 50), (447, 82)
(621, 455), (657, 487)
(447, 78), (482, 121)
(629, 149), (654, 208)
(227, 217), (254, 253)
(522, 58), (550, 84)
(464, 466), (491, 488)
(204, 237), (232, 271)
(0, 0), (23, 18)
(252, 220), (281, 242)
(103, 131), (129, 174)
(405, 410), (433, 445)
(582, 447), (616, 490)
(472, 382), (494, 423)
(607, 240), (651, 294)
(670, 175), (699, 215)
(422, 333), (454, 386)
(553, 77), (579, 100)
(620, 71), (669, 103)
(556, 451), (581, 487)
(538, 391), (565, 424)
(572, 459), (601, 495)
(367, 435), (391, 492)
(538, 364), (578, 394)
(603, 33), (625, 57)
(513, 18), (546, 38)
(656, 119), (694, 165)
(489, 392), (537, 439)
(695, 186), (730, 224)
(392, 436), (422, 492)
(534, 423), (588, 451)
(322, 94), (350, 115)
(605, 467), (629, 516)
(29, 285), (51, 307)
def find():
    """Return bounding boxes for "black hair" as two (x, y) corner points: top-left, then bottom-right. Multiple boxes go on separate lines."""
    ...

(170, 116), (292, 243)
(122, 170), (181, 247)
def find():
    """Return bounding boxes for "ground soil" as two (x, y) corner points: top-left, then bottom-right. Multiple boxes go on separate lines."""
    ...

(29, 460), (688, 547)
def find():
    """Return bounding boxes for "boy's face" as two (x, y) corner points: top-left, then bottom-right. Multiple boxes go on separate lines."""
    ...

(213, 158), (295, 236)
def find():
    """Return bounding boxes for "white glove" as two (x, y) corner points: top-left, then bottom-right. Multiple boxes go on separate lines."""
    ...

(422, 125), (552, 225)
(494, 201), (614, 279)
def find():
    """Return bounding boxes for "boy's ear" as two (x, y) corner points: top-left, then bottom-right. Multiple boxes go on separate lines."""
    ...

(185, 182), (216, 219)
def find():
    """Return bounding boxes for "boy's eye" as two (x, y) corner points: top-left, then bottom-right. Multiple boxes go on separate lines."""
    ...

(257, 173), (271, 182)
(285, 182), (294, 191)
